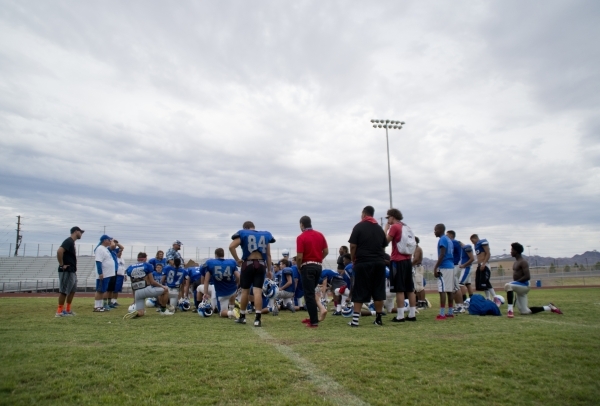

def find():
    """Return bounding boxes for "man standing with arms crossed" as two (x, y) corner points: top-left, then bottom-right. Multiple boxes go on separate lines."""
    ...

(385, 208), (417, 322)
(55, 226), (84, 317)
(348, 206), (388, 327)
(230, 221), (275, 327)
(296, 215), (328, 328)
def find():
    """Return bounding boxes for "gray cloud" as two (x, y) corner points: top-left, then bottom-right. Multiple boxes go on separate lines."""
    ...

(0, 0), (599, 258)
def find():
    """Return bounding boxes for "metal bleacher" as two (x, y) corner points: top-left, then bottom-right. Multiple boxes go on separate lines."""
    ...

(0, 256), (139, 293)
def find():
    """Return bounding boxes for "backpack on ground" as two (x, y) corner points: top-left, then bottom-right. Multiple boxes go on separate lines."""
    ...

(396, 222), (416, 255)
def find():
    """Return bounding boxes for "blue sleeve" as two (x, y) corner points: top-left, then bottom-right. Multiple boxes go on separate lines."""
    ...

(96, 261), (103, 275)
(231, 231), (241, 240)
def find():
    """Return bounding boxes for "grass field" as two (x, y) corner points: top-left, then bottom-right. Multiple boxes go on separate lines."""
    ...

(1, 288), (599, 406)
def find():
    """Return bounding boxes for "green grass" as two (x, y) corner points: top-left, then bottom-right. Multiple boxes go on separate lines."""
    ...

(1, 288), (599, 405)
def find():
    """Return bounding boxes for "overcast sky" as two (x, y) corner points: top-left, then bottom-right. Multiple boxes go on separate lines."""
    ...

(0, 0), (598, 260)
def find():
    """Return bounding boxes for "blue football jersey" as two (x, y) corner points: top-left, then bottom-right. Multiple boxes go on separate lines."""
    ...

(318, 269), (343, 285)
(474, 239), (489, 256)
(163, 265), (188, 288)
(204, 258), (239, 297)
(148, 257), (167, 271)
(152, 270), (164, 284)
(279, 267), (295, 293)
(199, 264), (214, 285)
(126, 262), (154, 279)
(460, 245), (473, 269)
(437, 236), (455, 269)
(292, 265), (304, 298)
(188, 267), (202, 284)
(274, 270), (282, 286)
(231, 229), (276, 261)
(451, 240), (461, 265)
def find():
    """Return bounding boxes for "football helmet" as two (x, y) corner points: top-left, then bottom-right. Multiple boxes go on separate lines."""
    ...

(281, 249), (290, 257)
(262, 279), (279, 299)
(342, 305), (354, 317)
(178, 298), (191, 312)
(128, 304), (136, 312)
(145, 298), (157, 308)
(493, 295), (505, 306)
(197, 300), (213, 317)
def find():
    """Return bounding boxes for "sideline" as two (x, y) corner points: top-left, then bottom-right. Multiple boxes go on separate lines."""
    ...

(253, 328), (370, 406)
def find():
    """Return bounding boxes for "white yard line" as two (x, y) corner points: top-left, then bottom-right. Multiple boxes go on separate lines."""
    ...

(253, 328), (370, 406)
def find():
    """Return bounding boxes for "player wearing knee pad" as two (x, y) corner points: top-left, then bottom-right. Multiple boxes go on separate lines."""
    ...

(203, 248), (240, 318)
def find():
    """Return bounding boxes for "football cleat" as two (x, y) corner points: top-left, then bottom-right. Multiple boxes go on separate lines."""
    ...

(55, 311), (67, 318)
(332, 311), (342, 316)
(507, 310), (514, 318)
(123, 310), (138, 320)
(436, 314), (446, 320)
(235, 317), (247, 324)
(373, 319), (383, 326)
(160, 309), (174, 316)
(391, 317), (405, 323)
(254, 319), (262, 327)
(406, 317), (417, 322)
(285, 302), (295, 313)
(93, 307), (106, 312)
(549, 303), (563, 314)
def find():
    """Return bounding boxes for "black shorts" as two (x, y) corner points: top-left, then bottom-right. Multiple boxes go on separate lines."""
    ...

(389, 259), (413, 293)
(351, 261), (386, 303)
(475, 265), (492, 291)
(240, 260), (266, 290)
(106, 276), (116, 292)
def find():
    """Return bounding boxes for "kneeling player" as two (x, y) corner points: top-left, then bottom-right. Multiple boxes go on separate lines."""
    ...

(271, 260), (296, 314)
(504, 243), (562, 318)
(124, 252), (172, 319)
(163, 258), (188, 311)
(318, 269), (347, 318)
(203, 248), (240, 318)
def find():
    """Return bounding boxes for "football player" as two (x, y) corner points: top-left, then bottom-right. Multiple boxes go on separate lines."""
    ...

(123, 252), (172, 319)
(203, 248), (241, 318)
(458, 241), (475, 301)
(162, 257), (188, 310)
(148, 250), (167, 271)
(504, 243), (562, 318)
(470, 234), (497, 300)
(269, 259), (296, 315)
(446, 231), (466, 313)
(291, 257), (305, 311)
(318, 268), (349, 320)
(229, 221), (275, 327)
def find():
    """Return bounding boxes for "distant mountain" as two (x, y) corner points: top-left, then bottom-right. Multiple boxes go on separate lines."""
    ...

(420, 250), (600, 268)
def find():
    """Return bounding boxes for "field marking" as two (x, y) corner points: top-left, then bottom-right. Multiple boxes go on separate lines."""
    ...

(517, 318), (600, 329)
(253, 328), (370, 406)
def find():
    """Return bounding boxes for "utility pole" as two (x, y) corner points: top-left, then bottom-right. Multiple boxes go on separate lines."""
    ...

(14, 215), (22, 257)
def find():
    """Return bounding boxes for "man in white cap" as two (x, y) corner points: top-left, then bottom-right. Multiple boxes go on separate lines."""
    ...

(166, 240), (183, 266)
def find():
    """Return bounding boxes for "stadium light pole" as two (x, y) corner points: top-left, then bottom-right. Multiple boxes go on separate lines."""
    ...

(371, 119), (405, 209)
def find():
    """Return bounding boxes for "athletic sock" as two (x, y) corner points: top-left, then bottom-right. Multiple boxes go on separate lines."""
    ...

(336, 304), (342, 312)
(439, 308), (445, 316)
(408, 307), (416, 318)
(240, 310), (246, 319)
(57, 305), (64, 313)
(488, 288), (496, 297)
(66, 304), (71, 312)
(351, 312), (360, 326)
(94, 300), (101, 308)
(543, 305), (550, 312)
(448, 307), (454, 316)
(469, 293), (473, 298)
(397, 308), (404, 319)
(376, 312), (383, 323)
(160, 306), (166, 312)
(507, 304), (514, 312)
(462, 294), (467, 302)
(255, 313), (262, 321)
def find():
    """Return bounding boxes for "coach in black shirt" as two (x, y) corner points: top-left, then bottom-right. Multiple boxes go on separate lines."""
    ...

(348, 206), (388, 327)
(55, 226), (84, 317)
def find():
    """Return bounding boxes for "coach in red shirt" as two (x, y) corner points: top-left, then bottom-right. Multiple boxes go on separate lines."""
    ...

(296, 215), (328, 328)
